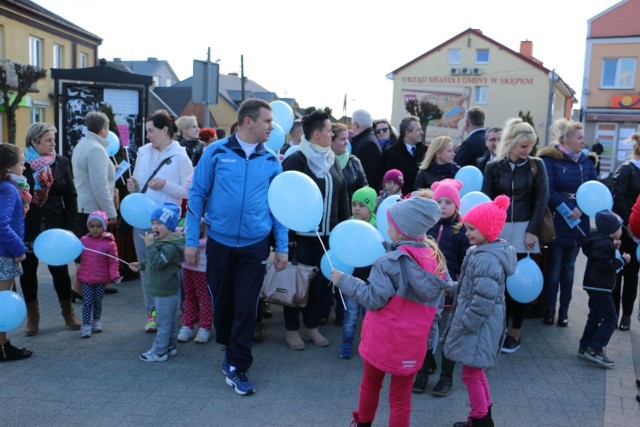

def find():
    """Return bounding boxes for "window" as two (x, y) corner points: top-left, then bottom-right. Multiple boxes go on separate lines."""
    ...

(476, 49), (489, 64)
(601, 58), (636, 88)
(53, 44), (63, 68)
(165, 77), (173, 87)
(29, 36), (42, 67)
(448, 49), (461, 64)
(475, 86), (488, 104)
(31, 107), (44, 124)
(152, 76), (159, 87)
(79, 52), (88, 68)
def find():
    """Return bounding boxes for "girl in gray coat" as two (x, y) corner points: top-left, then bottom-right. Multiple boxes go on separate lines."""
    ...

(443, 195), (517, 427)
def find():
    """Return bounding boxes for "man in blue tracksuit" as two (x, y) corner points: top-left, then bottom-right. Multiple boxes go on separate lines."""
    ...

(185, 98), (288, 396)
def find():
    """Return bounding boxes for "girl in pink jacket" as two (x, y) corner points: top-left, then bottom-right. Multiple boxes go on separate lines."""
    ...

(332, 196), (447, 427)
(77, 210), (120, 338)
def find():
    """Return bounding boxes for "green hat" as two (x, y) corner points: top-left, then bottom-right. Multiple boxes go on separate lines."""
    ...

(352, 186), (377, 214)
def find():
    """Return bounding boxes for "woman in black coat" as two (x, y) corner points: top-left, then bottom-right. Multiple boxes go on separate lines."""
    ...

(612, 132), (640, 331)
(281, 111), (350, 350)
(21, 122), (80, 335)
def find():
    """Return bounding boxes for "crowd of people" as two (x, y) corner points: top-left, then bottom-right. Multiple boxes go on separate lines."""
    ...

(1, 98), (639, 427)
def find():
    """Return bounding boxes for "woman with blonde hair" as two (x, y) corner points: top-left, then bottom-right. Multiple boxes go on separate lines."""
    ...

(538, 118), (597, 327)
(175, 115), (204, 166)
(414, 135), (459, 190)
(482, 118), (549, 353)
(612, 132), (640, 330)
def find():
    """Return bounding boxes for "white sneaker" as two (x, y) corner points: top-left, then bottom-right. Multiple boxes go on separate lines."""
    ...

(139, 350), (168, 362)
(177, 326), (194, 342)
(92, 320), (103, 333)
(194, 328), (211, 343)
(81, 325), (92, 338)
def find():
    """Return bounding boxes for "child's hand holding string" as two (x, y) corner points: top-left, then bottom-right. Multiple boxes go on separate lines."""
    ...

(331, 269), (344, 286)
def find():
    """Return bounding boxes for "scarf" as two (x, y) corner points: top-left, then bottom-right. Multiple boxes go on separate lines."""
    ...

(8, 173), (32, 215)
(557, 144), (581, 163)
(299, 137), (335, 178)
(25, 146), (55, 207)
(336, 152), (349, 170)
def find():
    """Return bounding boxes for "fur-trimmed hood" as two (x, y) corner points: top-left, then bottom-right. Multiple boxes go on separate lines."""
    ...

(537, 144), (563, 160)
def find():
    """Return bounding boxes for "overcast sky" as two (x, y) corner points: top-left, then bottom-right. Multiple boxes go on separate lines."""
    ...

(34, 0), (619, 121)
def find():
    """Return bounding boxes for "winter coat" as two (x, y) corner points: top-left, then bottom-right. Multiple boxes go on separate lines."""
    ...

(476, 150), (492, 173)
(337, 241), (447, 376)
(351, 128), (383, 190)
(612, 160), (640, 224)
(414, 162), (460, 190)
(482, 157), (549, 237)
(77, 232), (119, 284)
(282, 150), (350, 237)
(581, 232), (625, 293)
(443, 240), (517, 368)
(454, 128), (487, 168)
(186, 136), (287, 253)
(342, 155), (368, 200)
(178, 137), (205, 167)
(133, 140), (193, 208)
(382, 141), (428, 194)
(24, 155), (77, 242)
(71, 131), (117, 219)
(427, 215), (469, 280)
(0, 180), (26, 258)
(139, 231), (185, 297)
(538, 145), (598, 247)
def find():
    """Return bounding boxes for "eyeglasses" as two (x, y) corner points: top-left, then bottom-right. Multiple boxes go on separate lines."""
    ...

(375, 127), (389, 134)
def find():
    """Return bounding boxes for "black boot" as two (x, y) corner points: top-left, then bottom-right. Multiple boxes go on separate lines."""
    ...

(0, 340), (33, 362)
(432, 375), (453, 396)
(425, 348), (437, 374)
(557, 308), (568, 327)
(452, 415), (489, 427)
(412, 367), (429, 393)
(487, 404), (494, 427)
(543, 308), (555, 325)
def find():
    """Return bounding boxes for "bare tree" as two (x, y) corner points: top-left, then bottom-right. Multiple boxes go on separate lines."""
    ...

(0, 61), (47, 144)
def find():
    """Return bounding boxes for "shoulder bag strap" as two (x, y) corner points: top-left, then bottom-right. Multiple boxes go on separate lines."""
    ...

(140, 156), (174, 193)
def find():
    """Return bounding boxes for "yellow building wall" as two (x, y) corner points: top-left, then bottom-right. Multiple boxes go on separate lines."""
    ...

(390, 34), (565, 147)
(587, 43), (640, 107)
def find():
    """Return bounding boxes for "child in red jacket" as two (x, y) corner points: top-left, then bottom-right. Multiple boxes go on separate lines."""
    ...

(77, 210), (121, 338)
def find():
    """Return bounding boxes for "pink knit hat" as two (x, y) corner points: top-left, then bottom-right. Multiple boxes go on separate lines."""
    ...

(383, 169), (404, 187)
(431, 179), (463, 210)
(87, 210), (108, 230)
(463, 195), (510, 242)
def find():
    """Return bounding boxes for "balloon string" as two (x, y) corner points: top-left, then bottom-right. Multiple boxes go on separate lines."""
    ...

(314, 229), (346, 311)
(111, 155), (127, 186)
(83, 247), (131, 266)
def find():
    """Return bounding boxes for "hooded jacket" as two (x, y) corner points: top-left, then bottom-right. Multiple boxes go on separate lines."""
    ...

(537, 145), (597, 246)
(337, 240), (447, 376)
(77, 232), (119, 284)
(0, 180), (26, 258)
(443, 239), (517, 368)
(139, 231), (185, 297)
(581, 232), (625, 293)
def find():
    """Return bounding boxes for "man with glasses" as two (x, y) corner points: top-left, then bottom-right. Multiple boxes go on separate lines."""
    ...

(476, 126), (502, 173)
(381, 115), (426, 194)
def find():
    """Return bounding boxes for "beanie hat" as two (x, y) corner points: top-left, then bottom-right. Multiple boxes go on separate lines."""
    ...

(431, 179), (463, 210)
(87, 210), (108, 230)
(387, 196), (441, 240)
(352, 186), (377, 214)
(595, 209), (621, 235)
(463, 195), (510, 242)
(383, 169), (404, 187)
(150, 202), (181, 232)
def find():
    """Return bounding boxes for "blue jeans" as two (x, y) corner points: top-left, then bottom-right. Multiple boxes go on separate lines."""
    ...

(544, 244), (579, 312)
(579, 291), (617, 352)
(150, 293), (180, 355)
(341, 294), (365, 343)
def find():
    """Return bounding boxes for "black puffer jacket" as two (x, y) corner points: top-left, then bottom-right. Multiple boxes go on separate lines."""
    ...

(582, 232), (625, 292)
(24, 155), (78, 242)
(482, 157), (549, 237)
(342, 155), (368, 200)
(612, 160), (640, 224)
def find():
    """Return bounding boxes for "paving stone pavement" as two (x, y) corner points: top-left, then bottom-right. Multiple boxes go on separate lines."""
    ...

(1, 253), (639, 426)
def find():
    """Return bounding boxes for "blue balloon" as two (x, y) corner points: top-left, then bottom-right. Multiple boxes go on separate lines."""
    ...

(0, 290), (26, 332)
(506, 255), (543, 303)
(33, 228), (84, 266)
(375, 195), (401, 242)
(347, 141), (352, 154)
(459, 191), (491, 216)
(106, 131), (120, 157)
(283, 145), (299, 159)
(330, 219), (386, 267)
(582, 148), (590, 155)
(455, 165), (483, 197)
(320, 250), (355, 280)
(266, 123), (285, 152)
(268, 171), (323, 232)
(636, 245), (640, 262)
(120, 193), (158, 229)
(271, 100), (295, 134)
(576, 180), (613, 217)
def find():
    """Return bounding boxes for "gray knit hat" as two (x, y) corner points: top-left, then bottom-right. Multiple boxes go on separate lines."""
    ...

(386, 196), (441, 240)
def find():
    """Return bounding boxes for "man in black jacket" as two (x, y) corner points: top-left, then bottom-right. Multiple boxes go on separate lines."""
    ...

(350, 109), (383, 190)
(381, 115), (426, 194)
(454, 107), (487, 167)
(476, 126), (502, 173)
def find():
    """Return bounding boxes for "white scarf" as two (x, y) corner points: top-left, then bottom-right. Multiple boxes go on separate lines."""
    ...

(299, 137), (335, 178)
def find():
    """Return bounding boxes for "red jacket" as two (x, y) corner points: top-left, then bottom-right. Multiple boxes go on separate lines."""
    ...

(77, 232), (120, 284)
(630, 194), (640, 239)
